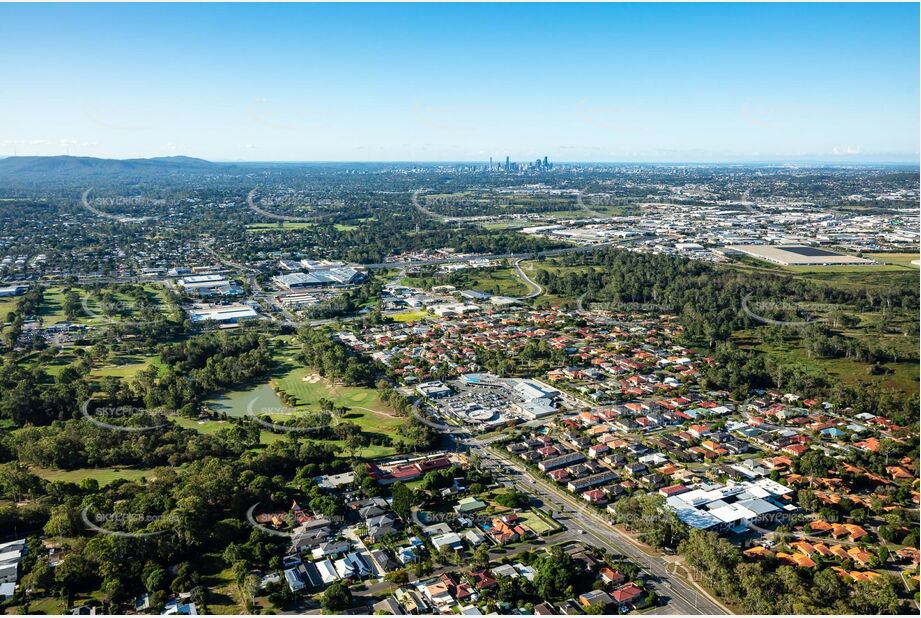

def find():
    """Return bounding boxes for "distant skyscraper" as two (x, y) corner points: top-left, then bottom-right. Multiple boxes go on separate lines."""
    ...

(505, 156), (510, 172)
(544, 156), (549, 168)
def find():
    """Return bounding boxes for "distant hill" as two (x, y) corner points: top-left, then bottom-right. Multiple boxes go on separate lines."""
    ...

(0, 155), (220, 184)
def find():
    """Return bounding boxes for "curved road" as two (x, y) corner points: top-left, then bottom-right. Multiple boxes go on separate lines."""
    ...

(575, 188), (607, 218)
(81, 188), (153, 223)
(512, 258), (543, 300)
(248, 188), (330, 223)
(411, 188), (482, 223)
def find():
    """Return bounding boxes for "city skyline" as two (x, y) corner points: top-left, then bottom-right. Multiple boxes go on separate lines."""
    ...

(1, 2), (919, 162)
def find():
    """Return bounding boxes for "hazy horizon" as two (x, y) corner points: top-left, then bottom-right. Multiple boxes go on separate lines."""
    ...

(1, 3), (918, 162)
(2, 153), (919, 166)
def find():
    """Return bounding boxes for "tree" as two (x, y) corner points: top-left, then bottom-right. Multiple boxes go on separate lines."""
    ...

(849, 577), (900, 614)
(346, 432), (370, 458)
(471, 544), (491, 570)
(532, 547), (579, 601)
(391, 482), (413, 521)
(0, 462), (44, 501)
(812, 568), (846, 604)
(44, 505), (80, 538)
(63, 291), (82, 322)
(21, 557), (54, 594)
(322, 581), (353, 611)
(493, 490), (530, 510)
(361, 476), (381, 497)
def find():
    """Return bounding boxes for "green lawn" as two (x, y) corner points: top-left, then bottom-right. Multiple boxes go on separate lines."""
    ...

(38, 287), (70, 325)
(41, 352), (78, 377)
(0, 297), (18, 319)
(90, 354), (164, 379)
(5, 596), (68, 615)
(390, 309), (429, 323)
(170, 414), (287, 446)
(196, 338), (406, 456)
(451, 268), (529, 297)
(35, 285), (175, 326)
(196, 553), (243, 614)
(481, 221), (535, 231)
(864, 252), (920, 268)
(29, 466), (156, 485)
(726, 257), (919, 293)
(518, 509), (562, 535)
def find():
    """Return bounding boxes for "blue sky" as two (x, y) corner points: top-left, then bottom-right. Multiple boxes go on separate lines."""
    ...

(1, 3), (918, 162)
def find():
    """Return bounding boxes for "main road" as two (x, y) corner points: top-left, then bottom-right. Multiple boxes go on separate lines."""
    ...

(471, 444), (730, 615)
(359, 238), (630, 270)
(512, 258), (543, 300)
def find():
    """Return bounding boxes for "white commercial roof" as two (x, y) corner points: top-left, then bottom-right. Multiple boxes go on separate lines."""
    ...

(709, 503), (757, 524)
(189, 305), (257, 323)
(753, 477), (793, 496)
(737, 498), (779, 516)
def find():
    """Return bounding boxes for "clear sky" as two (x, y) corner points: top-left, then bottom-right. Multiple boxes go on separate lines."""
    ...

(1, 3), (918, 162)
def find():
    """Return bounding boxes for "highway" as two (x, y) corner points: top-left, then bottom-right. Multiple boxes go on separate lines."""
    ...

(410, 188), (483, 223)
(471, 444), (730, 615)
(247, 188), (327, 223)
(360, 238), (630, 270)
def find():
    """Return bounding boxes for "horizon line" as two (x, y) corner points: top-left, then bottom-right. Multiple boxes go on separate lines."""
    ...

(1, 154), (919, 167)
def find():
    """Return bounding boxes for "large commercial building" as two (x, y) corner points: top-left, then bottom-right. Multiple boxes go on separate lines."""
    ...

(272, 267), (364, 290)
(664, 478), (795, 533)
(177, 274), (243, 298)
(722, 244), (876, 266)
(178, 274), (228, 289)
(188, 304), (258, 324)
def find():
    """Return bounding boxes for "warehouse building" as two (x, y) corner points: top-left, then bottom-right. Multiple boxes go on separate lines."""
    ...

(722, 244), (876, 266)
(272, 267), (364, 290)
(188, 304), (258, 324)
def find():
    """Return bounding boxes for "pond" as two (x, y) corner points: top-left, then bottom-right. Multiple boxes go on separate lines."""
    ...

(205, 382), (286, 418)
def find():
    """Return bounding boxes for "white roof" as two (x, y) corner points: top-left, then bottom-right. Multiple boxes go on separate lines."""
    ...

(514, 380), (557, 401)
(315, 559), (339, 584)
(709, 502), (757, 524)
(431, 533), (462, 549)
(739, 484), (771, 499)
(753, 477), (793, 496)
(0, 540), (24, 553)
(179, 274), (225, 284)
(737, 498), (779, 516)
(492, 564), (519, 578)
(189, 305), (257, 322)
